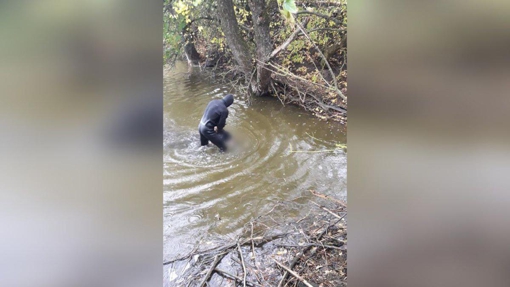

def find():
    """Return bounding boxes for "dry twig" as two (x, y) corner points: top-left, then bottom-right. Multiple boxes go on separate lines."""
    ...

(198, 252), (227, 287)
(310, 189), (347, 208)
(269, 18), (310, 59)
(237, 242), (247, 287)
(215, 268), (261, 287)
(273, 259), (315, 287)
(295, 21), (345, 101)
(311, 201), (345, 220)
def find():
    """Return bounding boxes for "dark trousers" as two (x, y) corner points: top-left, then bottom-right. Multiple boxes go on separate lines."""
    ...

(199, 124), (231, 152)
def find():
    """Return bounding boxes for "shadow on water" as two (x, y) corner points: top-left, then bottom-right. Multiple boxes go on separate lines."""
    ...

(163, 62), (346, 285)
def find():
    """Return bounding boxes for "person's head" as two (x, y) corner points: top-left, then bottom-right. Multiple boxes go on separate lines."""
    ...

(222, 94), (234, 107)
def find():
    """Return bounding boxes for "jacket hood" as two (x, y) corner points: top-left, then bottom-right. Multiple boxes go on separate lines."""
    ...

(222, 94), (234, 107)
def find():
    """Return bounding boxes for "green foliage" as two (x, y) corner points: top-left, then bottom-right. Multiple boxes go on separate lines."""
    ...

(163, 0), (220, 64)
(291, 54), (304, 64)
(279, 9), (293, 23)
(275, 1), (347, 83)
(163, 0), (348, 102)
(278, 0), (298, 24)
(234, 4), (250, 25)
(282, 0), (298, 14)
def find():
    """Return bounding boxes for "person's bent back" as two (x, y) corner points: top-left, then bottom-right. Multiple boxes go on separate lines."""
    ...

(198, 94), (234, 152)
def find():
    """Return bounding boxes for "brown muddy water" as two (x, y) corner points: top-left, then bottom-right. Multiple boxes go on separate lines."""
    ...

(163, 62), (346, 285)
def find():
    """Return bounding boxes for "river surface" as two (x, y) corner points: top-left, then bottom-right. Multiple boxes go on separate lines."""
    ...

(163, 62), (346, 283)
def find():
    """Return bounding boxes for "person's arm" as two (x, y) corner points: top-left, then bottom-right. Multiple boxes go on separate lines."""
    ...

(216, 109), (228, 132)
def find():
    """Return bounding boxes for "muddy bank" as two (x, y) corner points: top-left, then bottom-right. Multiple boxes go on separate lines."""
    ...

(163, 61), (347, 286)
(180, 53), (347, 124)
(164, 190), (347, 287)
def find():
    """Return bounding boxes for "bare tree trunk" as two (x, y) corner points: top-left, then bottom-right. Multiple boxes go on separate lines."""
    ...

(216, 0), (252, 76)
(248, 0), (274, 95)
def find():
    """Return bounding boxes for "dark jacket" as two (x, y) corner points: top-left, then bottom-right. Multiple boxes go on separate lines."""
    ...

(199, 94), (234, 132)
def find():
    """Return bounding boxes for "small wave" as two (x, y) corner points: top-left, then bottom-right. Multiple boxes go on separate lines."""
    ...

(163, 63), (346, 261)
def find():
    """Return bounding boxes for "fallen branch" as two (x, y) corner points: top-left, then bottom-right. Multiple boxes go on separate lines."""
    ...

(165, 199), (346, 286)
(271, 76), (347, 119)
(250, 222), (256, 261)
(276, 243), (344, 250)
(163, 244), (199, 265)
(215, 268), (261, 287)
(163, 233), (288, 265)
(310, 190), (347, 208)
(198, 252), (227, 287)
(311, 201), (345, 220)
(273, 259), (315, 287)
(261, 60), (332, 91)
(262, 61), (348, 115)
(299, 87), (347, 114)
(278, 248), (306, 287)
(295, 21), (346, 101)
(237, 242), (247, 287)
(277, 217), (336, 287)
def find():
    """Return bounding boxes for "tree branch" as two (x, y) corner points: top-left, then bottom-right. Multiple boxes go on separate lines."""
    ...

(295, 21), (346, 100)
(183, 16), (216, 32)
(269, 18), (310, 60)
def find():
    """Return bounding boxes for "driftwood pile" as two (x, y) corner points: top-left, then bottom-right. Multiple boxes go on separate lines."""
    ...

(164, 190), (347, 287)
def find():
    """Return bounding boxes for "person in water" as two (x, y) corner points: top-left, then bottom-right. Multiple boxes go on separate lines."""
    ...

(198, 94), (234, 152)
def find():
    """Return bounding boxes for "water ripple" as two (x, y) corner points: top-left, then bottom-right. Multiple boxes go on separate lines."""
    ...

(163, 62), (346, 268)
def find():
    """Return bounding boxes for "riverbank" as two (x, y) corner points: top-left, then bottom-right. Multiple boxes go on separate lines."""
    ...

(164, 190), (347, 287)
(163, 61), (346, 286)
(193, 55), (347, 124)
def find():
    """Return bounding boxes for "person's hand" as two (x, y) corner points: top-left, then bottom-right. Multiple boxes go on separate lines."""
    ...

(214, 126), (218, 133)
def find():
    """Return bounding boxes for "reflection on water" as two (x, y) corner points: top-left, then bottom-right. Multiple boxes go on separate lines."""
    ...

(163, 62), (346, 283)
